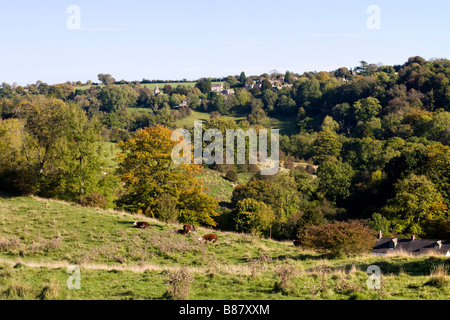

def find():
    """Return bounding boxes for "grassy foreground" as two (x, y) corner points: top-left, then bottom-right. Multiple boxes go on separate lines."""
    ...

(0, 195), (448, 300)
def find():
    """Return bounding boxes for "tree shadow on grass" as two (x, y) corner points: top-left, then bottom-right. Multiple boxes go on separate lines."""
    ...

(272, 252), (334, 262)
(116, 220), (165, 231)
(354, 256), (449, 276)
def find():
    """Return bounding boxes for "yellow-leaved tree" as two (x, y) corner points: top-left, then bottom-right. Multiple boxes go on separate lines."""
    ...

(116, 125), (218, 226)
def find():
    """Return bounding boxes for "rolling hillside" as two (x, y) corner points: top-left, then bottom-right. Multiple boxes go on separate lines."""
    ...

(0, 195), (448, 300)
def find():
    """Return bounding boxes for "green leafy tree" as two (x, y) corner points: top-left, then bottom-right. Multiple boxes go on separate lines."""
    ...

(231, 179), (275, 207)
(157, 193), (178, 224)
(0, 97), (113, 202)
(313, 129), (343, 164)
(382, 173), (448, 237)
(426, 144), (450, 203)
(261, 79), (272, 91)
(195, 79), (212, 94)
(239, 72), (246, 86)
(234, 198), (276, 235)
(317, 160), (355, 203)
(99, 85), (138, 113)
(353, 97), (382, 123)
(98, 73), (116, 85)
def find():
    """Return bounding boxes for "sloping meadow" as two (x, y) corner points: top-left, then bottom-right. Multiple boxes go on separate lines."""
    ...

(0, 195), (448, 300)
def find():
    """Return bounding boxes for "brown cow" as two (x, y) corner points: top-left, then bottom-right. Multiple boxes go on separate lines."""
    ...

(198, 234), (218, 243)
(183, 224), (196, 233)
(177, 224), (196, 235)
(133, 221), (151, 229)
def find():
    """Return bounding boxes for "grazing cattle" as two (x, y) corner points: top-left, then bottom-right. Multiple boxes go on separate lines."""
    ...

(133, 221), (151, 229)
(293, 240), (301, 247)
(198, 234), (218, 243)
(177, 224), (196, 235)
(183, 224), (196, 234)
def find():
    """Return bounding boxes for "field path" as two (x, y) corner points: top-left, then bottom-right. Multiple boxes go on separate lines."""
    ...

(0, 256), (257, 275)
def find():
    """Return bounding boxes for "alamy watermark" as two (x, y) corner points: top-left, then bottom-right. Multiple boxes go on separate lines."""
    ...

(66, 5), (124, 31)
(366, 265), (381, 290)
(171, 121), (280, 176)
(367, 5), (381, 30)
(67, 265), (81, 290)
(66, 5), (81, 30)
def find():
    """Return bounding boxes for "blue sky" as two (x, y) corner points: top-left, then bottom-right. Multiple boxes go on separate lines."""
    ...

(1, 0), (449, 85)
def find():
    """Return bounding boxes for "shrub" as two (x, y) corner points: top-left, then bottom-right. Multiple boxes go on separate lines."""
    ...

(164, 268), (194, 300)
(79, 192), (107, 208)
(157, 193), (178, 224)
(37, 280), (61, 300)
(298, 220), (376, 257)
(273, 264), (297, 294)
(305, 165), (316, 175)
(285, 160), (295, 170)
(1, 280), (34, 299)
(426, 264), (449, 288)
(225, 169), (239, 182)
(214, 163), (232, 174)
(248, 164), (260, 174)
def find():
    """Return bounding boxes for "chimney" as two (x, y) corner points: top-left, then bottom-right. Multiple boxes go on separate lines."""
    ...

(378, 230), (383, 240)
(390, 238), (398, 248)
(411, 234), (416, 242)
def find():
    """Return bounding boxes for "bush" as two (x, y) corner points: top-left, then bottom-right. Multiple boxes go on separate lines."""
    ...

(305, 165), (316, 175)
(37, 280), (62, 300)
(285, 160), (295, 170)
(213, 163), (232, 174)
(157, 193), (178, 224)
(298, 220), (376, 257)
(226, 169), (239, 182)
(273, 264), (297, 294)
(164, 268), (194, 300)
(248, 164), (260, 174)
(426, 264), (448, 288)
(79, 193), (108, 208)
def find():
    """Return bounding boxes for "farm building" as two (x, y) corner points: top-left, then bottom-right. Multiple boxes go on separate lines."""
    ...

(372, 231), (450, 257)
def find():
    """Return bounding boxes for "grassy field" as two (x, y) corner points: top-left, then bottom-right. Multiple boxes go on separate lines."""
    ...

(268, 115), (298, 136)
(173, 111), (298, 135)
(198, 169), (254, 202)
(141, 82), (198, 90)
(0, 195), (449, 300)
(174, 111), (247, 129)
(77, 82), (200, 91)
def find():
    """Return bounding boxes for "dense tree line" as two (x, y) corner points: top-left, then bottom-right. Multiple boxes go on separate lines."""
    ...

(0, 57), (449, 240)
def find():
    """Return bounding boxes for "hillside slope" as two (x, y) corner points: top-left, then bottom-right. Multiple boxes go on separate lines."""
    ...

(0, 195), (448, 300)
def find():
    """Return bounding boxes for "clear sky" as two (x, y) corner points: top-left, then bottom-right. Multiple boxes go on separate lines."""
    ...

(1, 0), (449, 85)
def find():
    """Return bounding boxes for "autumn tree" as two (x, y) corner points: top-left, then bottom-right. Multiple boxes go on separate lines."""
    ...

(116, 125), (218, 226)
(298, 220), (376, 257)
